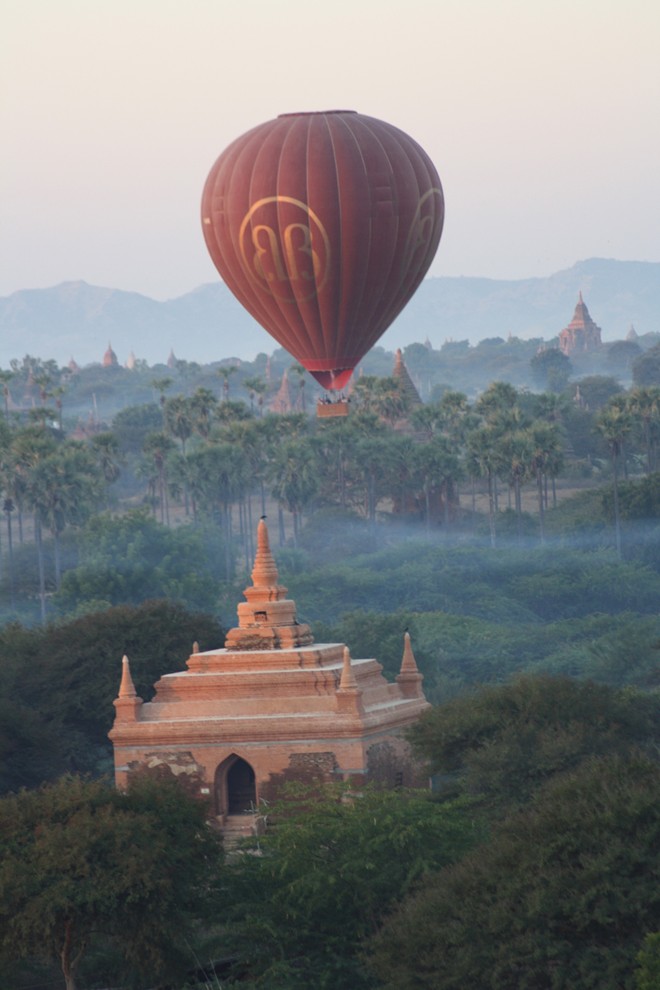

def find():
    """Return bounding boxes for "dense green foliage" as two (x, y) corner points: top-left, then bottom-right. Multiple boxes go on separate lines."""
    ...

(218, 785), (480, 989)
(54, 509), (228, 614)
(0, 600), (224, 790)
(0, 774), (223, 990)
(368, 754), (660, 990)
(407, 675), (660, 812)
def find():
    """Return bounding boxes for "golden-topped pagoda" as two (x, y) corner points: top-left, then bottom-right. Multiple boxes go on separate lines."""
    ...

(110, 520), (429, 832)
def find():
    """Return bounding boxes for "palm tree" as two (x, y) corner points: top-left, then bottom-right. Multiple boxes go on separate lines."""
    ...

(26, 445), (102, 591)
(499, 429), (533, 543)
(437, 389), (471, 443)
(628, 386), (660, 474)
(141, 432), (177, 525)
(0, 370), (14, 419)
(188, 442), (249, 578)
(353, 376), (409, 425)
(89, 432), (121, 510)
(466, 426), (501, 547)
(90, 431), (121, 484)
(3, 497), (15, 609)
(528, 422), (563, 544)
(596, 403), (634, 556)
(217, 365), (239, 403)
(164, 396), (194, 457)
(243, 376), (268, 417)
(354, 435), (393, 524)
(151, 377), (173, 428)
(268, 439), (319, 545)
(190, 387), (218, 439)
(412, 435), (461, 534)
(475, 381), (521, 426)
(290, 364), (309, 413)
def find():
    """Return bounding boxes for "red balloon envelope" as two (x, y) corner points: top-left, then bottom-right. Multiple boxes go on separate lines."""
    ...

(201, 110), (444, 390)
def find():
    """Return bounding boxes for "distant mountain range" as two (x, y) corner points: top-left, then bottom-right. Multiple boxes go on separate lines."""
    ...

(0, 258), (657, 369)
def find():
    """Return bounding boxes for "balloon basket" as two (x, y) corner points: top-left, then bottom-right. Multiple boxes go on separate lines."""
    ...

(316, 399), (349, 418)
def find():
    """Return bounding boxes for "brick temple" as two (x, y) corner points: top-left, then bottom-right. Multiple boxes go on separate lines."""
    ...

(558, 292), (602, 355)
(110, 519), (429, 834)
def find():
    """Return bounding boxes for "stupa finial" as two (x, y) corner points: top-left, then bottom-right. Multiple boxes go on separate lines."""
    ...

(400, 631), (419, 675)
(113, 655), (143, 721)
(396, 632), (424, 698)
(118, 655), (137, 698)
(251, 517), (280, 590)
(339, 646), (359, 691)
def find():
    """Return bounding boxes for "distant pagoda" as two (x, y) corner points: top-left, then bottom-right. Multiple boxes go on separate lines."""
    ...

(102, 342), (118, 367)
(558, 293), (602, 355)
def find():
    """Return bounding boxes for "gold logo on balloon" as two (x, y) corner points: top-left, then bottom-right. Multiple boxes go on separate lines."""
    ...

(239, 197), (331, 302)
(402, 188), (444, 276)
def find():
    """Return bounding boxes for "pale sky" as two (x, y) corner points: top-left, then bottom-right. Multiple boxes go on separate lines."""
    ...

(2, 0), (659, 300)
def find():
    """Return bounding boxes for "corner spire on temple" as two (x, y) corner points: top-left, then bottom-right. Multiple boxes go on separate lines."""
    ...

(113, 655), (143, 721)
(396, 632), (425, 698)
(339, 646), (360, 692)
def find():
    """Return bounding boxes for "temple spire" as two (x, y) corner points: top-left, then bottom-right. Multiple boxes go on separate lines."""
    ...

(251, 517), (281, 591)
(224, 517), (314, 651)
(118, 655), (137, 697)
(336, 646), (363, 714)
(399, 631), (419, 675)
(339, 646), (359, 691)
(113, 655), (143, 721)
(396, 632), (424, 698)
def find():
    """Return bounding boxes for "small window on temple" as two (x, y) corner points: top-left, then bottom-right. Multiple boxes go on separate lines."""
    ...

(394, 771), (404, 788)
(254, 611), (267, 622)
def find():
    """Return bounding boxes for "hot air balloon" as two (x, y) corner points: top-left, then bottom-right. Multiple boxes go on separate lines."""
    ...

(201, 110), (444, 391)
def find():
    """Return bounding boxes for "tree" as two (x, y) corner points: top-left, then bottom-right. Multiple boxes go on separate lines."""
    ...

(217, 363), (239, 402)
(607, 338), (642, 372)
(353, 375), (410, 424)
(25, 445), (103, 589)
(474, 381), (521, 426)
(636, 933), (660, 990)
(497, 428), (533, 541)
(187, 442), (248, 576)
(0, 598), (225, 788)
(190, 385), (218, 438)
(221, 784), (478, 989)
(243, 375), (268, 416)
(407, 675), (660, 815)
(632, 344), (660, 387)
(572, 375), (623, 411)
(10, 426), (60, 619)
(628, 386), (660, 474)
(268, 438), (319, 544)
(412, 435), (461, 532)
(0, 774), (224, 990)
(89, 431), (121, 485)
(150, 375), (173, 426)
(290, 362), (309, 412)
(597, 401), (634, 555)
(528, 421), (563, 540)
(141, 430), (176, 524)
(466, 425), (501, 546)
(163, 394), (194, 456)
(531, 347), (572, 392)
(111, 402), (162, 457)
(369, 754), (660, 990)
(54, 510), (227, 617)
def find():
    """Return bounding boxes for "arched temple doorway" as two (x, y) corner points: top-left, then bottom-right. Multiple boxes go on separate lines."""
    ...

(215, 755), (256, 817)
